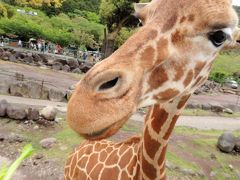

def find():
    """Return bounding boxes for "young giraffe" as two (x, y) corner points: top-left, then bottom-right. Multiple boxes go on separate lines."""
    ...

(65, 0), (240, 179)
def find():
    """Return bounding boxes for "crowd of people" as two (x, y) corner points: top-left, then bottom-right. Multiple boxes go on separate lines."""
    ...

(0, 36), (102, 62)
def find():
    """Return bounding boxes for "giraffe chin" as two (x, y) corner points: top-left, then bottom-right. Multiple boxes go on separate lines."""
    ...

(81, 113), (132, 141)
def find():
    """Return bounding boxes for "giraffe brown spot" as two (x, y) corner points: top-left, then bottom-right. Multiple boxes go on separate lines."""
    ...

(99, 143), (108, 150)
(151, 106), (169, 134)
(162, 13), (178, 33)
(140, 46), (155, 69)
(158, 146), (167, 166)
(147, 29), (158, 40)
(156, 38), (169, 64)
(177, 94), (191, 109)
(77, 156), (89, 169)
(144, 126), (161, 159)
(89, 163), (104, 179)
(99, 150), (108, 162)
(86, 153), (99, 174)
(163, 115), (179, 140)
(119, 145), (129, 155)
(101, 167), (120, 180)
(180, 16), (186, 23)
(119, 148), (133, 167)
(183, 70), (194, 87)
(127, 155), (138, 175)
(149, 65), (168, 90)
(194, 61), (206, 78)
(173, 62), (185, 81)
(105, 149), (119, 166)
(142, 155), (157, 179)
(188, 14), (195, 22)
(73, 169), (87, 179)
(106, 146), (114, 153)
(171, 30), (183, 44)
(121, 171), (130, 180)
(69, 154), (77, 176)
(65, 154), (74, 167)
(155, 89), (180, 101)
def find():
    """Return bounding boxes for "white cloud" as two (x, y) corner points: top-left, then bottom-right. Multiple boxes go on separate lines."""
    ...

(232, 0), (240, 6)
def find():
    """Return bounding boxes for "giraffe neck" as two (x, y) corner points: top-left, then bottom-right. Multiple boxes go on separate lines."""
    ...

(141, 93), (191, 180)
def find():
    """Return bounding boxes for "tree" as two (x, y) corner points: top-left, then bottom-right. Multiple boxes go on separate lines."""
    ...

(4, 0), (63, 8)
(99, 0), (152, 57)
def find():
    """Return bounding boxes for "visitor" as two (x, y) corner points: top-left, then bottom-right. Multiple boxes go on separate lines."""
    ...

(18, 40), (22, 48)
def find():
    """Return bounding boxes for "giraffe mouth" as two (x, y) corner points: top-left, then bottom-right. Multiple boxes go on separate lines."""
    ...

(82, 112), (133, 140)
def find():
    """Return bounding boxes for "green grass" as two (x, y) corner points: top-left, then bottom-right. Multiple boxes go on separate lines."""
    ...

(182, 109), (240, 118)
(211, 53), (240, 76)
(166, 151), (199, 171)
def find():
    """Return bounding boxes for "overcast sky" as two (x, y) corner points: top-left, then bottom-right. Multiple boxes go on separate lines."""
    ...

(233, 0), (240, 6)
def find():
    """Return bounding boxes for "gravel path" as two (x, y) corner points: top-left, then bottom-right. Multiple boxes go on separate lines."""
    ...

(1, 95), (240, 130)
(131, 112), (240, 131)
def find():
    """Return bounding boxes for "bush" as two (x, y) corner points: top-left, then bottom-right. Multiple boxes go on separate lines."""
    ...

(208, 72), (228, 84)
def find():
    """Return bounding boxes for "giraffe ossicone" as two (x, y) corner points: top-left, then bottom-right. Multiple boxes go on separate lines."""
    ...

(65, 0), (240, 179)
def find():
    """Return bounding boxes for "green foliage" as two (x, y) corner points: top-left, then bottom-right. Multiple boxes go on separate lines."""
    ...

(0, 2), (14, 18)
(114, 27), (136, 49)
(209, 72), (228, 84)
(0, 5), (104, 48)
(99, 0), (139, 32)
(0, 144), (34, 180)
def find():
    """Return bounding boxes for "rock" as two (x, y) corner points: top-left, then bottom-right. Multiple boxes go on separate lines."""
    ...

(234, 138), (240, 152)
(32, 54), (42, 62)
(0, 81), (10, 95)
(23, 56), (33, 64)
(52, 62), (62, 71)
(9, 54), (17, 62)
(6, 105), (26, 120)
(79, 63), (93, 73)
(33, 125), (39, 130)
(34, 154), (44, 160)
(69, 84), (77, 90)
(56, 59), (68, 65)
(62, 65), (70, 72)
(228, 164), (234, 171)
(66, 90), (74, 101)
(72, 68), (82, 74)
(0, 99), (9, 117)
(10, 81), (49, 100)
(202, 103), (212, 111)
(26, 108), (39, 121)
(49, 88), (66, 102)
(7, 133), (26, 143)
(40, 138), (57, 149)
(217, 132), (236, 153)
(211, 102), (224, 112)
(40, 106), (57, 121)
(223, 108), (233, 114)
(186, 102), (202, 109)
(210, 153), (217, 160)
(68, 59), (79, 69)
(210, 171), (216, 177)
(180, 168), (195, 176)
(0, 132), (6, 141)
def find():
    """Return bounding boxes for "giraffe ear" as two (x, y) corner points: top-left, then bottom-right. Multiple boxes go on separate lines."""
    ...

(133, 3), (149, 24)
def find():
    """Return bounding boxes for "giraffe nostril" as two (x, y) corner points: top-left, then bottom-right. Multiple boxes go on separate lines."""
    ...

(98, 77), (120, 91)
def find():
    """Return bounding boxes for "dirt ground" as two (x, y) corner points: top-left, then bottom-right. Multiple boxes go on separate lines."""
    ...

(0, 118), (239, 180)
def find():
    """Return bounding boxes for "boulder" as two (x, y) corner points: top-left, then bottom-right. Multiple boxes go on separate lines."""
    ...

(223, 108), (233, 114)
(62, 65), (70, 72)
(0, 99), (9, 117)
(56, 59), (68, 66)
(217, 132), (236, 153)
(68, 59), (79, 69)
(10, 81), (49, 100)
(23, 56), (33, 64)
(79, 63), (92, 73)
(6, 105), (26, 120)
(27, 108), (40, 121)
(234, 138), (240, 152)
(202, 103), (212, 111)
(40, 106), (57, 121)
(72, 68), (82, 74)
(52, 62), (62, 71)
(40, 137), (57, 149)
(49, 88), (66, 102)
(66, 90), (74, 101)
(9, 55), (17, 62)
(0, 81), (10, 95)
(211, 102), (224, 112)
(186, 102), (202, 109)
(32, 54), (42, 62)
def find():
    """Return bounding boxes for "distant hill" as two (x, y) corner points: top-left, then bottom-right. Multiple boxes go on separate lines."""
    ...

(233, 6), (240, 24)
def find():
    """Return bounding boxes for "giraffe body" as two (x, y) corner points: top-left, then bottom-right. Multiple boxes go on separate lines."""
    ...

(65, 0), (240, 179)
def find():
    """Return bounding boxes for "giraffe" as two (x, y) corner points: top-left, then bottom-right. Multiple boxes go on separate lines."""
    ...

(65, 0), (240, 179)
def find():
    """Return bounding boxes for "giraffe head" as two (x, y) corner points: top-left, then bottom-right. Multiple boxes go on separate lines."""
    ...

(68, 0), (239, 140)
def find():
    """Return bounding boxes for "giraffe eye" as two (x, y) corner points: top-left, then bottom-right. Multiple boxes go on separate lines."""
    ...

(208, 30), (227, 47)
